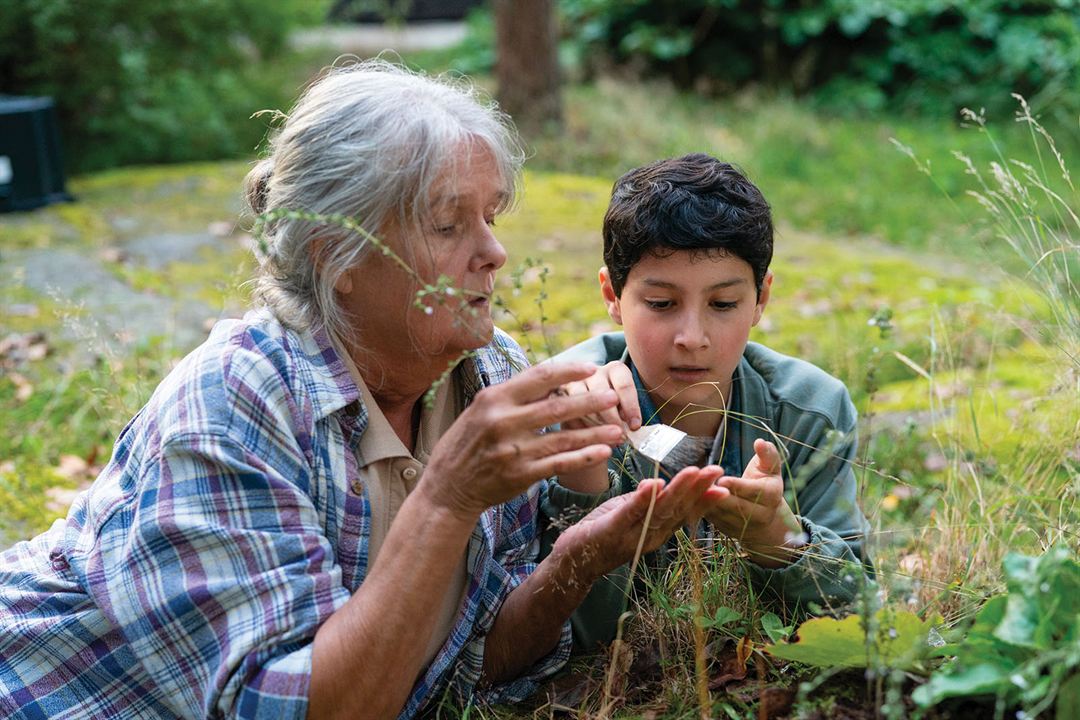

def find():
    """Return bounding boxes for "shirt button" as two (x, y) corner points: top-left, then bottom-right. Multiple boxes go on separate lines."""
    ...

(402, 466), (418, 481)
(350, 479), (364, 495)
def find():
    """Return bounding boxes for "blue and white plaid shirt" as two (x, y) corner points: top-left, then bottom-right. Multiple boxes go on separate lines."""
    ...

(0, 309), (570, 719)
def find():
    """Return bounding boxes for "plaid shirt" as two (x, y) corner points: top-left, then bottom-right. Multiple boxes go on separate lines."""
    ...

(0, 309), (570, 719)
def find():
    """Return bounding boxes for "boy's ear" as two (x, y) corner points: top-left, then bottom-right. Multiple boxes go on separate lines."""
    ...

(752, 270), (773, 326)
(598, 266), (623, 325)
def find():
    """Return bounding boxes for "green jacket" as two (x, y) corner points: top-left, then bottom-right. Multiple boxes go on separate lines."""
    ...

(539, 332), (873, 652)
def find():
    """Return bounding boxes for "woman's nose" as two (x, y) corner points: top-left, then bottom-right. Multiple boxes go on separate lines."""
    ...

(474, 222), (508, 271)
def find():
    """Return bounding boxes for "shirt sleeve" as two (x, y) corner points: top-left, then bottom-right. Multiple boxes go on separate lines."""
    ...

(459, 485), (573, 706)
(743, 401), (875, 612)
(90, 428), (350, 720)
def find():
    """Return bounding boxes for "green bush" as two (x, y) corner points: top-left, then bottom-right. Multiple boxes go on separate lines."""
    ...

(0, 0), (319, 172)
(560, 0), (1080, 124)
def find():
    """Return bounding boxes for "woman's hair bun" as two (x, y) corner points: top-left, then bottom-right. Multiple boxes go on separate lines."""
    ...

(244, 158), (274, 215)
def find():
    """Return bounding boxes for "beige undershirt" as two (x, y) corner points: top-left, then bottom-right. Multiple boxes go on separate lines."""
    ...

(339, 351), (469, 667)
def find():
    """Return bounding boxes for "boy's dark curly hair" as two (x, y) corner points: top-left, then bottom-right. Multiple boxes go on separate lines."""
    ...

(602, 153), (773, 297)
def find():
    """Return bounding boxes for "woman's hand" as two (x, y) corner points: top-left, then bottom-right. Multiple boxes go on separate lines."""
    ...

(705, 439), (805, 568)
(422, 362), (625, 521)
(550, 465), (728, 584)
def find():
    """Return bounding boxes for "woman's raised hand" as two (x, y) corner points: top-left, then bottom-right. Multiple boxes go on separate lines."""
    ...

(422, 363), (625, 520)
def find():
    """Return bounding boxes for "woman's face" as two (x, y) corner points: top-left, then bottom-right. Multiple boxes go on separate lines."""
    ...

(337, 142), (509, 370)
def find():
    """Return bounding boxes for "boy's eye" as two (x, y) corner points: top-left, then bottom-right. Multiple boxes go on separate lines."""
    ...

(644, 299), (673, 310)
(711, 301), (738, 311)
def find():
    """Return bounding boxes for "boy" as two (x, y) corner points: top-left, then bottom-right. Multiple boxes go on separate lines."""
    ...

(541, 153), (873, 652)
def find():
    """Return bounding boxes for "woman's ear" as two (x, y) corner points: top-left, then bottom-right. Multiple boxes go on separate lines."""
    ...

(334, 268), (354, 294)
(598, 266), (623, 325)
(752, 270), (773, 326)
(310, 236), (353, 294)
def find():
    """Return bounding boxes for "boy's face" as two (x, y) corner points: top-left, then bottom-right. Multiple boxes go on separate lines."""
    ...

(600, 250), (771, 426)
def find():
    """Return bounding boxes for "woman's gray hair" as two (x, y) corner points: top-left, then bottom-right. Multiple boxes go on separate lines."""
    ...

(244, 58), (525, 341)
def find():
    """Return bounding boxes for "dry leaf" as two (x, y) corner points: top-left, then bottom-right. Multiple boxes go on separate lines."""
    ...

(54, 454), (90, 481)
(208, 221), (234, 237)
(6, 303), (39, 318)
(708, 636), (754, 689)
(45, 486), (83, 515)
(9, 372), (33, 402)
(99, 247), (127, 263)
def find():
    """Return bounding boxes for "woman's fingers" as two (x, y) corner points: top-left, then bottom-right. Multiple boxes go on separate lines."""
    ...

(500, 362), (601, 403)
(524, 443), (617, 481)
(527, 424), (623, 459)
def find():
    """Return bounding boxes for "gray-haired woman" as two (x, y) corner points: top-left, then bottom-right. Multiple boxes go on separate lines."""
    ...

(0, 61), (726, 720)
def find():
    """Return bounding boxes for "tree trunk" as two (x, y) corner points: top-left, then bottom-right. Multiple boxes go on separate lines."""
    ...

(493, 0), (562, 134)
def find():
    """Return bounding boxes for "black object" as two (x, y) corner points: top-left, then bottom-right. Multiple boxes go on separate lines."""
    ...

(0, 96), (74, 213)
(328, 0), (483, 23)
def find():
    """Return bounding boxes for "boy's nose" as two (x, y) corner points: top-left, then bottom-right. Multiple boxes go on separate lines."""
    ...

(674, 314), (710, 350)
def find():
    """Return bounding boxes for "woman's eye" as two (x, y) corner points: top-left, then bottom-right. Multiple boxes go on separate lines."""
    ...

(485, 216), (497, 227)
(434, 224), (458, 236)
(645, 299), (672, 310)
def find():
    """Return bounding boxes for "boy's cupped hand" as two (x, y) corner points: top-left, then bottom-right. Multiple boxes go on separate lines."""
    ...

(705, 439), (806, 569)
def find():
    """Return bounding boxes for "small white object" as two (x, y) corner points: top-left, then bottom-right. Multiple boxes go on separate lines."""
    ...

(0, 156), (12, 185)
(626, 424), (687, 464)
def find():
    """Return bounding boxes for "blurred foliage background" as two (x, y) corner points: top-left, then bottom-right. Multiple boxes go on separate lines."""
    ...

(2, 0), (1078, 173)
(1, 2), (1077, 716)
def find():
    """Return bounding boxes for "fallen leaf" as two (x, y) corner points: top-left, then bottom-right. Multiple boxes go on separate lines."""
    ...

(545, 668), (594, 711)
(708, 636), (754, 689)
(9, 372), (34, 401)
(45, 485), (83, 515)
(54, 454), (89, 481)
(765, 609), (941, 671)
(99, 247), (127, 263)
(759, 685), (797, 719)
(5, 303), (39, 317)
(0, 331), (50, 367)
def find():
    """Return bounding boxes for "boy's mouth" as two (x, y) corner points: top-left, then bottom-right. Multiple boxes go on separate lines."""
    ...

(668, 366), (711, 382)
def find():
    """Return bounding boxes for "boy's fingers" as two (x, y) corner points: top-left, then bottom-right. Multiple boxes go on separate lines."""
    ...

(604, 361), (641, 429)
(753, 439), (783, 475)
(706, 494), (773, 529)
(714, 474), (781, 507)
(584, 372), (625, 427)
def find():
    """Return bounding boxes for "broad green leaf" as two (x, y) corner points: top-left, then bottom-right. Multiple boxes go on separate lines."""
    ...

(698, 606), (741, 630)
(912, 662), (1012, 707)
(761, 612), (792, 643)
(764, 609), (940, 670)
(1057, 672), (1080, 720)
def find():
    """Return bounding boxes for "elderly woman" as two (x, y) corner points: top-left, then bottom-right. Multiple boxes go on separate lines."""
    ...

(0, 61), (726, 720)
